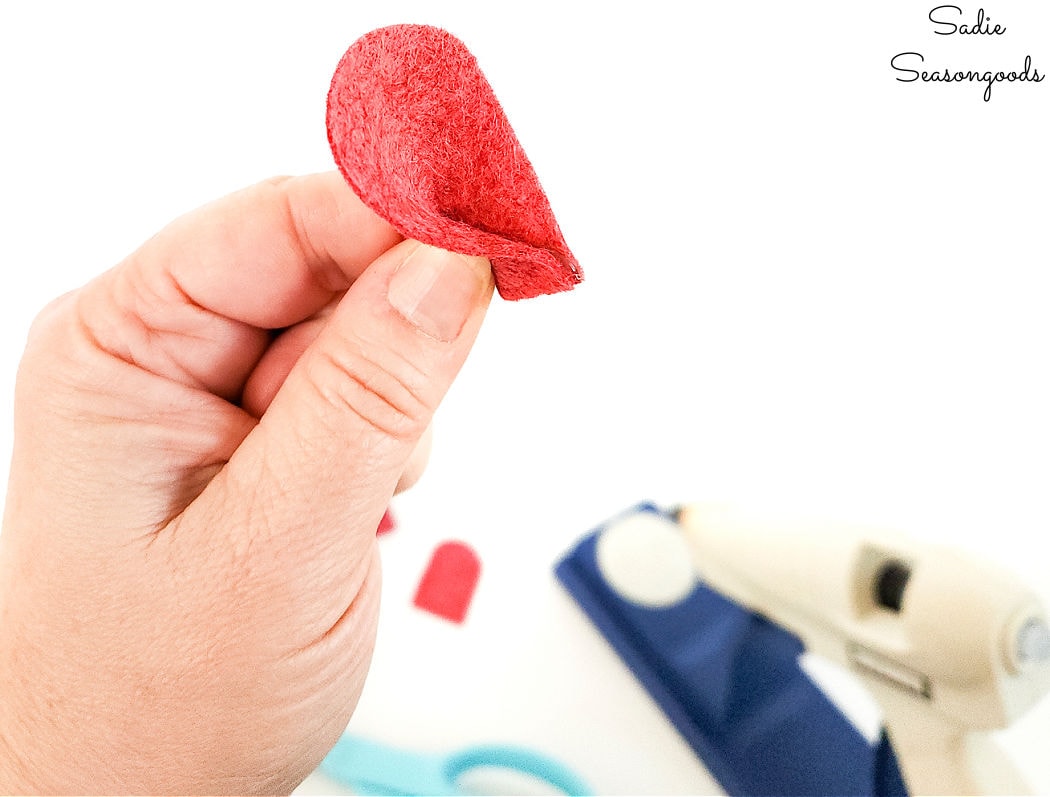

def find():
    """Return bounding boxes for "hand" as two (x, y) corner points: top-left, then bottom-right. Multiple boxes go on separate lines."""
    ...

(0, 173), (494, 794)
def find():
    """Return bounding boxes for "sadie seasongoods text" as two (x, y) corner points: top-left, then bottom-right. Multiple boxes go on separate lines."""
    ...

(890, 5), (1044, 101)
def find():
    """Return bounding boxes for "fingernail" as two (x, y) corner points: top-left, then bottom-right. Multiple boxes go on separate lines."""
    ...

(387, 244), (491, 342)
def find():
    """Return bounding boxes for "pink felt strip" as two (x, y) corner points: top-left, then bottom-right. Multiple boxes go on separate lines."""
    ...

(413, 540), (481, 624)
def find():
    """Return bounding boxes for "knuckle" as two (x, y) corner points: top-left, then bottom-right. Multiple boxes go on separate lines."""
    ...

(259, 174), (295, 188)
(305, 338), (432, 444)
(26, 290), (77, 348)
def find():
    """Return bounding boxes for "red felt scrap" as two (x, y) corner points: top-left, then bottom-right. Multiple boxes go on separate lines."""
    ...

(326, 25), (582, 301)
(376, 508), (396, 536)
(413, 540), (481, 624)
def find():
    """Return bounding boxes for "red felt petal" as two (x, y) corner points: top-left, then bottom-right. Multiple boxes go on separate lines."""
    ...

(326, 25), (582, 300)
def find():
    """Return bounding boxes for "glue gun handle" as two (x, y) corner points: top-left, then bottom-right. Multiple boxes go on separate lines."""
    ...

(869, 680), (1030, 796)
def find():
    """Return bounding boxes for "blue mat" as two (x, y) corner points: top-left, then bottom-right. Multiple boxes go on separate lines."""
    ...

(555, 503), (907, 797)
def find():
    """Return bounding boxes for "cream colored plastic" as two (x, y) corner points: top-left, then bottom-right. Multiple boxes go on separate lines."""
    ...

(677, 503), (1050, 796)
(595, 512), (698, 607)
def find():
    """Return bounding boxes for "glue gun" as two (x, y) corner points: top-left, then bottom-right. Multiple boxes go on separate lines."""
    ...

(675, 503), (1050, 796)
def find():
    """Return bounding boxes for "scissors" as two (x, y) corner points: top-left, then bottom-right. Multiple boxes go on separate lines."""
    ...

(319, 733), (593, 796)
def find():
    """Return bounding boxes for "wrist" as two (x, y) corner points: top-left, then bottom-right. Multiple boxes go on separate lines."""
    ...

(0, 676), (41, 794)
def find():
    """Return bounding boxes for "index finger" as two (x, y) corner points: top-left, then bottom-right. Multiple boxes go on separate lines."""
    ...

(134, 171), (402, 330)
(71, 171), (402, 404)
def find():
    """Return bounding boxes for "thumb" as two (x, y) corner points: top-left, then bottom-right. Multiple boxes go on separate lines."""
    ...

(179, 239), (494, 629)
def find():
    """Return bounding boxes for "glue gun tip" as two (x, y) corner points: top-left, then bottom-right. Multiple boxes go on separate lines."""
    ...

(1018, 617), (1050, 664)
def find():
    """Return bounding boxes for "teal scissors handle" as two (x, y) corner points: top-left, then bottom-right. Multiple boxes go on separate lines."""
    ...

(320, 733), (592, 796)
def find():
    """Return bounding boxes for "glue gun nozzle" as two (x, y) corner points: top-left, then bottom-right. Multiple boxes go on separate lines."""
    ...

(1018, 617), (1050, 665)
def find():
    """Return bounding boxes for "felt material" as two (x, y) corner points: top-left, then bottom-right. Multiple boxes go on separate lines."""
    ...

(376, 508), (395, 536)
(326, 25), (582, 300)
(413, 540), (481, 624)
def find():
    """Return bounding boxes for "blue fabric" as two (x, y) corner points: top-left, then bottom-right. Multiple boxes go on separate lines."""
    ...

(555, 504), (908, 797)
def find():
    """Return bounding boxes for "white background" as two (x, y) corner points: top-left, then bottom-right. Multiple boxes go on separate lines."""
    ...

(1, 2), (1048, 794)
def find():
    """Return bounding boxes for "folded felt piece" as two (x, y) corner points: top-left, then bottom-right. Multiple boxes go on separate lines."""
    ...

(326, 24), (582, 300)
